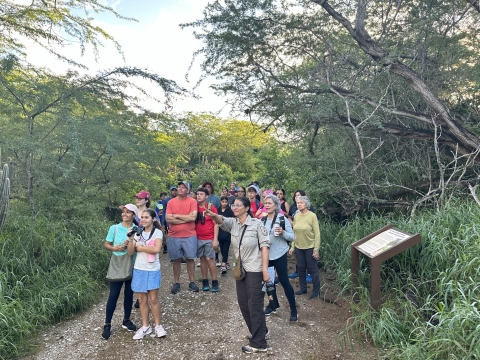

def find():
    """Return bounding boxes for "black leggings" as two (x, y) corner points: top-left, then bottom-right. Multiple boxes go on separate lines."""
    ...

(105, 279), (133, 324)
(218, 238), (231, 263)
(269, 251), (297, 311)
(295, 248), (320, 293)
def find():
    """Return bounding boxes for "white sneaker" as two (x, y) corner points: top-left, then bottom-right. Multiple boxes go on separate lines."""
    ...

(215, 261), (221, 267)
(155, 325), (166, 338)
(133, 326), (152, 340)
(196, 262), (201, 267)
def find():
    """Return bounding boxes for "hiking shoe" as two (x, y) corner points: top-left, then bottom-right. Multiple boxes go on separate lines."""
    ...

(306, 274), (312, 283)
(295, 289), (307, 295)
(171, 282), (181, 294)
(211, 280), (219, 293)
(202, 279), (210, 291)
(274, 277), (280, 286)
(133, 326), (152, 340)
(101, 324), (111, 340)
(225, 262), (231, 270)
(122, 319), (137, 332)
(309, 291), (319, 299)
(246, 328), (269, 340)
(155, 325), (166, 338)
(264, 306), (276, 316)
(290, 310), (298, 322)
(288, 271), (298, 279)
(134, 299), (140, 308)
(221, 266), (227, 275)
(189, 281), (199, 292)
(242, 345), (268, 353)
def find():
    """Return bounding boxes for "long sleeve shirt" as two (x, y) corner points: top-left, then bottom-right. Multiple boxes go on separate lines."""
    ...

(291, 211), (320, 251)
(262, 214), (294, 260)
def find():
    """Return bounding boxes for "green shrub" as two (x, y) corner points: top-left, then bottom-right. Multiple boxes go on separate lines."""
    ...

(321, 201), (480, 358)
(0, 204), (110, 359)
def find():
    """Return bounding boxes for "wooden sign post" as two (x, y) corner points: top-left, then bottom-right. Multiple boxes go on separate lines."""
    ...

(351, 224), (421, 310)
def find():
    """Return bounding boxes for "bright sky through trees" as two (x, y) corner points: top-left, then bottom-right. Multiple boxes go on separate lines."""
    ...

(22, 0), (229, 114)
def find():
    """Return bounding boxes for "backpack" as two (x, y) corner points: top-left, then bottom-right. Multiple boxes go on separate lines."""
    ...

(261, 213), (286, 232)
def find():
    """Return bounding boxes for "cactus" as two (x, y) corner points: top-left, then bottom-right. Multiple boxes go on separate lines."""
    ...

(0, 163), (10, 231)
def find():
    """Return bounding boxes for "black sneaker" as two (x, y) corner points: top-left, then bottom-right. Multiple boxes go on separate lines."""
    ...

(189, 281), (199, 292)
(211, 280), (219, 293)
(101, 324), (111, 340)
(202, 279), (210, 291)
(181, 257), (187, 264)
(309, 291), (319, 299)
(171, 282), (181, 294)
(289, 310), (298, 322)
(274, 277), (280, 286)
(295, 289), (307, 295)
(134, 299), (140, 308)
(122, 319), (137, 332)
(264, 306), (276, 316)
(221, 266), (227, 275)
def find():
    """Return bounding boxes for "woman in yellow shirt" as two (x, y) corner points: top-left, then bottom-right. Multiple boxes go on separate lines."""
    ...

(289, 196), (320, 299)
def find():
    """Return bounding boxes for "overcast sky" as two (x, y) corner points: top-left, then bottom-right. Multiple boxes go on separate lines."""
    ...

(24, 0), (231, 115)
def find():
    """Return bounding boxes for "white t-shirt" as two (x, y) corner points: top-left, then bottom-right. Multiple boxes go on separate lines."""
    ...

(134, 228), (163, 271)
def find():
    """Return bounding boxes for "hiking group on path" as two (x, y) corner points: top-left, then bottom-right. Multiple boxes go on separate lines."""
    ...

(103, 180), (321, 354)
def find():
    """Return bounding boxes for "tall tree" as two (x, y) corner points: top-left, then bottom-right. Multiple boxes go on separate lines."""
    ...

(184, 0), (480, 214)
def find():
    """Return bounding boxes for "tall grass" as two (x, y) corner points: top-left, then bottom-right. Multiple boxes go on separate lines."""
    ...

(321, 201), (480, 358)
(0, 202), (110, 359)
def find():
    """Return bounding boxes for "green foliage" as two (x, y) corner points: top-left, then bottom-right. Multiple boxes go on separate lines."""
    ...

(185, 0), (480, 215)
(321, 201), (480, 358)
(0, 163), (9, 231)
(0, 202), (110, 359)
(0, 0), (132, 66)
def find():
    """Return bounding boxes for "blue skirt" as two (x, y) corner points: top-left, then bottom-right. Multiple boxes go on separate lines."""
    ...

(131, 269), (161, 293)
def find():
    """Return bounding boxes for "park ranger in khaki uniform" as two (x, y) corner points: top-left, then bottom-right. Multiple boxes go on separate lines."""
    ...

(205, 196), (271, 354)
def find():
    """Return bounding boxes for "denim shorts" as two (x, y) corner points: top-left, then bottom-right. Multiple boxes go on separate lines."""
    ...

(197, 240), (215, 258)
(131, 269), (161, 293)
(167, 235), (197, 260)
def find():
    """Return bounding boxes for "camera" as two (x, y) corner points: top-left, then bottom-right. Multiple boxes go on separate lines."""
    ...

(195, 212), (205, 225)
(127, 225), (144, 237)
(266, 282), (279, 310)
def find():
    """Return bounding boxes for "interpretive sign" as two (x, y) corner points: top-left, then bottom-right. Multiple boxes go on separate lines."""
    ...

(351, 225), (421, 309)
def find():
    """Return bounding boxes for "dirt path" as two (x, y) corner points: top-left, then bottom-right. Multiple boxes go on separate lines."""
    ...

(23, 254), (377, 359)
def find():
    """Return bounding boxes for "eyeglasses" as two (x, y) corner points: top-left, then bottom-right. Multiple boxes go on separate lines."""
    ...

(231, 204), (244, 208)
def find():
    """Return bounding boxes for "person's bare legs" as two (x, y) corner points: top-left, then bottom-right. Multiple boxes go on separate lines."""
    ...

(207, 257), (217, 280)
(147, 289), (162, 326)
(200, 256), (209, 279)
(172, 259), (181, 282)
(137, 292), (149, 327)
(186, 259), (195, 282)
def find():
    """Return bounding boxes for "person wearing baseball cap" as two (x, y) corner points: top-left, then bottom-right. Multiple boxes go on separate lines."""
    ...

(165, 180), (200, 293)
(102, 203), (138, 339)
(135, 191), (151, 222)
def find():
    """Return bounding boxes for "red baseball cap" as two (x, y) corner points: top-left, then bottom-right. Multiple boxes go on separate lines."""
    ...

(135, 190), (150, 199)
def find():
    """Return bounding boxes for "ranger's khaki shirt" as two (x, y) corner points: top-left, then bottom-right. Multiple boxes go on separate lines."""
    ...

(220, 216), (271, 272)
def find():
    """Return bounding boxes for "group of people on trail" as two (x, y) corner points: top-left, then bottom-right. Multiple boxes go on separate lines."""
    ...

(102, 180), (321, 354)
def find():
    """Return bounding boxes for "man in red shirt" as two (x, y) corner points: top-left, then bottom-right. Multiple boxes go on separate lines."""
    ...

(195, 187), (220, 292)
(165, 181), (199, 293)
